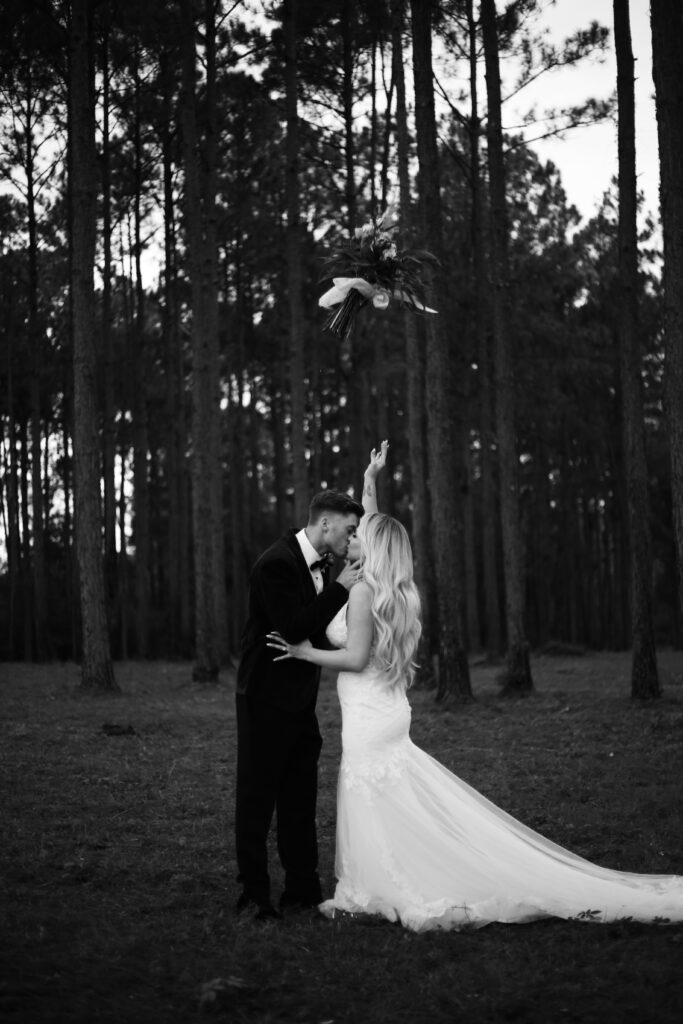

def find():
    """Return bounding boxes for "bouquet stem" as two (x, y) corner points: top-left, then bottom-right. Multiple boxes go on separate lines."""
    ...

(324, 287), (368, 340)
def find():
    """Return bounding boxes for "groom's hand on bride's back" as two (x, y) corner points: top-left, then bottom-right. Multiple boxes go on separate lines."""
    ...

(337, 559), (363, 591)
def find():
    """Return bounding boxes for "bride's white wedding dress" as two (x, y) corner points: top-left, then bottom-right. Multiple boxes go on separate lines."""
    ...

(319, 606), (683, 932)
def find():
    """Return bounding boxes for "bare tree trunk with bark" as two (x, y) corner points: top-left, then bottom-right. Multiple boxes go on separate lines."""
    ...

(391, 0), (434, 663)
(651, 0), (683, 624)
(283, 0), (308, 524)
(160, 48), (186, 655)
(132, 45), (150, 657)
(100, 16), (117, 637)
(480, 0), (532, 693)
(410, 0), (471, 700)
(179, 0), (225, 681)
(613, 0), (660, 697)
(6, 357), (21, 660)
(69, 0), (117, 690)
(204, 0), (229, 661)
(25, 62), (49, 660)
(467, 0), (501, 657)
(340, 0), (370, 488)
(463, 439), (481, 650)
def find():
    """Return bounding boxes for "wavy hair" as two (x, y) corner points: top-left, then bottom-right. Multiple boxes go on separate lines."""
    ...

(357, 513), (422, 689)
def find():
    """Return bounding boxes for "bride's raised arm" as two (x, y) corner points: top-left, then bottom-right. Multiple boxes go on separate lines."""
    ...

(361, 439), (389, 514)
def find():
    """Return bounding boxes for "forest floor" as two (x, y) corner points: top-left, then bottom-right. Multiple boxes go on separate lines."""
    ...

(1, 649), (683, 1024)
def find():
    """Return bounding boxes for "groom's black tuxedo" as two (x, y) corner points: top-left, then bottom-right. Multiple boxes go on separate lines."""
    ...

(236, 529), (348, 710)
(235, 529), (349, 911)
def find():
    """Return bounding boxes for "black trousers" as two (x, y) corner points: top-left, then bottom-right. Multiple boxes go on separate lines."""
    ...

(235, 692), (323, 905)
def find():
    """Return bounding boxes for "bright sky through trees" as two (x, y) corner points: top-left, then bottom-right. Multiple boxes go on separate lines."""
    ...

(522, 0), (657, 219)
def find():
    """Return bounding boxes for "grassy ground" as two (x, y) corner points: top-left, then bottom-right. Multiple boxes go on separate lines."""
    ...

(1, 649), (683, 1024)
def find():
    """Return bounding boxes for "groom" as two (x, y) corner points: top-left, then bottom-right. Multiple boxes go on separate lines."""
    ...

(234, 489), (364, 919)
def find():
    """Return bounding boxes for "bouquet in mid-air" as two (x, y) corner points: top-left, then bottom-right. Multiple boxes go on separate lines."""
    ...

(318, 206), (438, 340)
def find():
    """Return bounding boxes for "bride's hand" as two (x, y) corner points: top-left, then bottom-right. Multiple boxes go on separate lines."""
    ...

(266, 632), (313, 662)
(364, 439), (389, 479)
(337, 559), (363, 590)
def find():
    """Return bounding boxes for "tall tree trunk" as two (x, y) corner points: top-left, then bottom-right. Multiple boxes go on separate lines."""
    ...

(481, 0), (532, 693)
(204, 0), (229, 661)
(283, 0), (308, 525)
(6, 363), (21, 660)
(100, 15), (117, 630)
(179, 455), (192, 652)
(379, 29), (395, 211)
(340, 0), (369, 486)
(19, 417), (32, 658)
(463, 439), (481, 650)
(468, 0), (501, 657)
(309, 310), (323, 490)
(133, 46), (151, 657)
(0, 419), (18, 655)
(26, 65), (49, 661)
(64, 37), (77, 664)
(410, 0), (471, 700)
(117, 440), (129, 660)
(161, 49), (183, 654)
(342, 0), (357, 238)
(369, 33), (378, 220)
(228, 378), (247, 651)
(69, 0), (117, 690)
(613, 0), (660, 697)
(163, 132), (191, 656)
(61, 382), (78, 661)
(533, 438), (551, 648)
(179, 0), (223, 681)
(651, 0), (683, 625)
(391, 0), (434, 664)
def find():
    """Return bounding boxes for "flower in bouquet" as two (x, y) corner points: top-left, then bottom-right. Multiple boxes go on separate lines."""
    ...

(318, 206), (438, 339)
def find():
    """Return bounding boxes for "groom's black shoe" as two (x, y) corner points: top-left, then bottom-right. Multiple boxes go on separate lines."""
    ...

(279, 892), (323, 917)
(235, 891), (282, 922)
(280, 876), (323, 908)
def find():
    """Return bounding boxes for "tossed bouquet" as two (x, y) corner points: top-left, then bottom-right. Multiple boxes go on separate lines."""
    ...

(318, 206), (438, 340)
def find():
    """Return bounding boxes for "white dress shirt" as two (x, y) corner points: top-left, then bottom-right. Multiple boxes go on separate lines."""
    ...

(296, 528), (325, 594)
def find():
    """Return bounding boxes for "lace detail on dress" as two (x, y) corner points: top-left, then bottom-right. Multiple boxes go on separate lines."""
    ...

(339, 738), (411, 801)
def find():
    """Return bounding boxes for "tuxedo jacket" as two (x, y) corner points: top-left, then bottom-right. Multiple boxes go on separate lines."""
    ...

(236, 529), (349, 712)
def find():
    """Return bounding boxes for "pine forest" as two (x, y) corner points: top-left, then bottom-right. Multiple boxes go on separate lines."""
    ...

(1, 0), (682, 699)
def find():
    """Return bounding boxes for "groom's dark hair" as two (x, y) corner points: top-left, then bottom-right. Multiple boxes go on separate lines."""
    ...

(308, 490), (364, 524)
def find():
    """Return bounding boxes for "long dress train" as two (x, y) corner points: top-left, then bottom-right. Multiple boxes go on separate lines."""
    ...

(319, 606), (683, 932)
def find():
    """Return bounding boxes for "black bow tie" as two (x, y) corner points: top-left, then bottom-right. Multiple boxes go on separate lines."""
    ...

(310, 557), (330, 573)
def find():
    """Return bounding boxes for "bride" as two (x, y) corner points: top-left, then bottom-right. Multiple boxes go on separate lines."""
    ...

(267, 462), (683, 933)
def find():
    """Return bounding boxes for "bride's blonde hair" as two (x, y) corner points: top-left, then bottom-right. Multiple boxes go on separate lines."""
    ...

(357, 513), (422, 689)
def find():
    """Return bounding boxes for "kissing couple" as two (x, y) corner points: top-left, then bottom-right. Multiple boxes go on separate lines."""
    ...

(234, 443), (683, 931)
